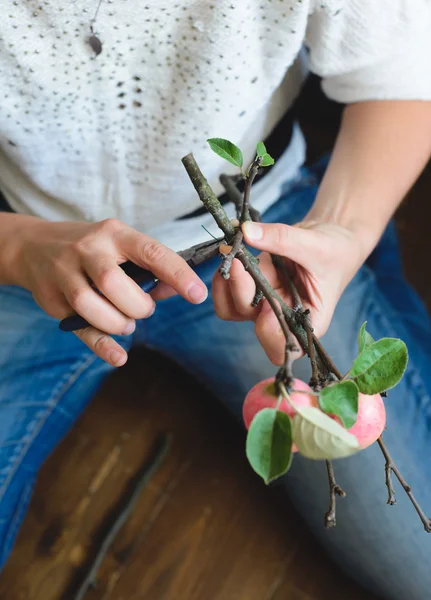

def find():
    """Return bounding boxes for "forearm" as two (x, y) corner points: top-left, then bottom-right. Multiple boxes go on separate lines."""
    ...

(307, 100), (431, 255)
(0, 213), (41, 285)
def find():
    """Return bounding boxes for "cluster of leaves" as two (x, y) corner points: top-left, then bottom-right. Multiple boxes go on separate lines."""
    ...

(207, 138), (274, 172)
(246, 323), (408, 484)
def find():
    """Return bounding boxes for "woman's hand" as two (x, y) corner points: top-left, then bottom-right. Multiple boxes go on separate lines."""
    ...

(213, 219), (370, 365)
(12, 218), (208, 366)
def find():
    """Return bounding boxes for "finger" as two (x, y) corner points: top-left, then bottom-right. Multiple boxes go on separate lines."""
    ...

(212, 270), (247, 321)
(117, 231), (208, 304)
(255, 300), (287, 366)
(242, 222), (319, 270)
(33, 288), (73, 320)
(150, 282), (177, 301)
(227, 258), (260, 318)
(74, 327), (128, 367)
(82, 255), (155, 320)
(59, 271), (136, 335)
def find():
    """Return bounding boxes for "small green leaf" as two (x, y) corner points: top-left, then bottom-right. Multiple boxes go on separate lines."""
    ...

(256, 141), (267, 157)
(358, 321), (375, 353)
(207, 138), (243, 168)
(319, 380), (359, 429)
(292, 405), (361, 460)
(260, 153), (274, 167)
(246, 408), (293, 484)
(349, 338), (408, 395)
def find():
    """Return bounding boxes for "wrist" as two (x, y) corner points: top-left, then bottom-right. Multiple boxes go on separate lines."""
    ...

(306, 186), (390, 261)
(0, 214), (43, 287)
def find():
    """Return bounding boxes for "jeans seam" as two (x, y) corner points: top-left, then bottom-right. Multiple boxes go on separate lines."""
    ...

(1, 477), (34, 567)
(0, 352), (98, 501)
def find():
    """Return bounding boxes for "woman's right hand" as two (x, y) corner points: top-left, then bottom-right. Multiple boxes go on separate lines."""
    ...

(11, 217), (208, 366)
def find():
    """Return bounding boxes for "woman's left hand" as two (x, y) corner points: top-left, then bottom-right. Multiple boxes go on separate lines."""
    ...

(212, 219), (370, 365)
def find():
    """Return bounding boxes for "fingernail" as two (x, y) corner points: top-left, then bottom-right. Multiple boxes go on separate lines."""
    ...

(243, 222), (262, 240)
(122, 321), (136, 336)
(188, 283), (208, 304)
(109, 349), (126, 366)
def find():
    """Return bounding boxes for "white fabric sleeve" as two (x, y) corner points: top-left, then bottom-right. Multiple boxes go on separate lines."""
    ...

(305, 0), (431, 103)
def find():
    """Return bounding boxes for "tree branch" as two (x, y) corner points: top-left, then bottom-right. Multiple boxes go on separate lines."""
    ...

(325, 460), (346, 529)
(242, 156), (262, 222)
(220, 230), (243, 279)
(236, 249), (297, 383)
(182, 154), (236, 240)
(377, 437), (431, 531)
(182, 152), (431, 534)
(219, 172), (262, 222)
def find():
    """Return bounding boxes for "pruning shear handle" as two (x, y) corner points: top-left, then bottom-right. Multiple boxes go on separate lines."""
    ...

(59, 238), (222, 333)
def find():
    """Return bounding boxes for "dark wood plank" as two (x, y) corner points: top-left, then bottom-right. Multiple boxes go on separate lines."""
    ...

(0, 351), (381, 600)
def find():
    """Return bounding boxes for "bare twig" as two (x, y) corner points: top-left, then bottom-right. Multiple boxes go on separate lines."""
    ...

(251, 288), (264, 308)
(237, 249), (297, 382)
(304, 315), (320, 387)
(220, 230), (243, 279)
(312, 334), (343, 380)
(219, 173), (244, 220)
(71, 435), (172, 600)
(219, 173), (262, 223)
(242, 156), (262, 222)
(182, 154), (236, 240)
(377, 437), (431, 531)
(325, 460), (346, 529)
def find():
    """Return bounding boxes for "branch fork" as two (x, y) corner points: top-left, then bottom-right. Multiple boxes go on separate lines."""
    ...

(182, 151), (430, 532)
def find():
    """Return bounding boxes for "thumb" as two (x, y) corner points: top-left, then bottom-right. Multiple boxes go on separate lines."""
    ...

(242, 221), (320, 268)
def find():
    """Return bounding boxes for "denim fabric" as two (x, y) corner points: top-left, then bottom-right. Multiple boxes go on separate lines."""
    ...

(1, 158), (431, 598)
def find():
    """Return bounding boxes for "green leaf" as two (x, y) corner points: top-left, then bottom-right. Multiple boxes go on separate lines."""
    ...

(246, 408), (293, 484)
(358, 321), (375, 353)
(292, 405), (361, 460)
(319, 380), (359, 429)
(207, 138), (243, 168)
(349, 338), (408, 395)
(256, 141), (267, 157)
(260, 153), (274, 167)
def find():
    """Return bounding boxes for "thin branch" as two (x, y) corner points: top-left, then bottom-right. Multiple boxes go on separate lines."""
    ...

(325, 460), (346, 529)
(220, 230), (243, 279)
(237, 250), (297, 382)
(219, 173), (244, 220)
(377, 437), (431, 532)
(251, 288), (264, 308)
(219, 173), (262, 223)
(304, 315), (319, 387)
(312, 333), (343, 380)
(241, 157), (262, 222)
(71, 435), (172, 600)
(182, 154), (236, 240)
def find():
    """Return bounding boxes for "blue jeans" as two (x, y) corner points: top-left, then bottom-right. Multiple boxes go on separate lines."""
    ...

(1, 159), (431, 598)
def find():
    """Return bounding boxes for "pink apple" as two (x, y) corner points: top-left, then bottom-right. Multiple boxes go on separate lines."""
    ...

(345, 392), (386, 449)
(243, 377), (386, 453)
(243, 377), (318, 452)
